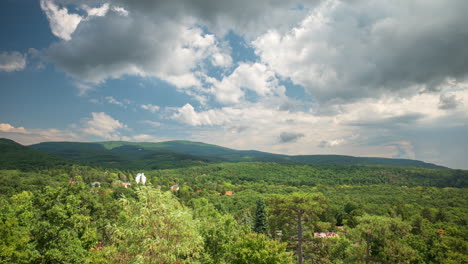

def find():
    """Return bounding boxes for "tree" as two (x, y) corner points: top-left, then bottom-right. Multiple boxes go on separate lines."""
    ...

(269, 193), (327, 264)
(109, 187), (203, 263)
(0, 192), (39, 263)
(32, 183), (99, 264)
(347, 215), (416, 264)
(230, 233), (294, 264)
(254, 198), (269, 235)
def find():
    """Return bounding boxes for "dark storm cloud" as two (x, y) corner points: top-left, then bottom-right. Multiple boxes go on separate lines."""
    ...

(114, 0), (321, 37)
(279, 132), (304, 143)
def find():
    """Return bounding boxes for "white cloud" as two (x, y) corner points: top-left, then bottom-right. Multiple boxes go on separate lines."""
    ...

(0, 123), (30, 134)
(141, 104), (160, 113)
(141, 120), (162, 127)
(82, 112), (127, 140)
(208, 63), (285, 104)
(0, 123), (82, 145)
(40, 0), (83, 41)
(105, 96), (126, 107)
(253, 0), (468, 102)
(82, 3), (109, 17)
(112, 6), (129, 16)
(0, 52), (26, 72)
(47, 13), (232, 90)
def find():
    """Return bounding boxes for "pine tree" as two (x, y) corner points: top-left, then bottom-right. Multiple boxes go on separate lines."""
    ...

(254, 198), (269, 235)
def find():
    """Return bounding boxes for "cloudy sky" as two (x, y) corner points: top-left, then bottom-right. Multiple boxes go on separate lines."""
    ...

(1, 0), (467, 169)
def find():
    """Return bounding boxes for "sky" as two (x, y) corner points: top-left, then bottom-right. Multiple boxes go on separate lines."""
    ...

(1, 0), (468, 169)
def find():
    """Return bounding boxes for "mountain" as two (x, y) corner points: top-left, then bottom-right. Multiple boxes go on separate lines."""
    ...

(0, 138), (70, 170)
(28, 141), (219, 169)
(29, 140), (446, 169)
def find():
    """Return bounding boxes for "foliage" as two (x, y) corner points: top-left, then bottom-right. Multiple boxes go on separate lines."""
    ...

(229, 233), (294, 264)
(109, 187), (203, 263)
(254, 198), (269, 235)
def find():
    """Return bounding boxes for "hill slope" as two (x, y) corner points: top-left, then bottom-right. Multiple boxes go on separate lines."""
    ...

(0, 138), (70, 170)
(28, 140), (446, 169)
(28, 141), (218, 169)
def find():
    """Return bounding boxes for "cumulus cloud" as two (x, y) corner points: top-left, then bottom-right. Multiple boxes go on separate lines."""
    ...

(141, 104), (160, 113)
(46, 10), (231, 89)
(0, 123), (30, 134)
(82, 112), (127, 139)
(208, 63), (285, 104)
(40, 0), (83, 40)
(114, 0), (320, 38)
(172, 104), (230, 126)
(253, 0), (468, 102)
(0, 123), (82, 145)
(0, 52), (27, 72)
(279, 132), (304, 143)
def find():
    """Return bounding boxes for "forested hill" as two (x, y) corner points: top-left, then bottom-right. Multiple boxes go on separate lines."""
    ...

(28, 140), (445, 169)
(0, 138), (70, 170)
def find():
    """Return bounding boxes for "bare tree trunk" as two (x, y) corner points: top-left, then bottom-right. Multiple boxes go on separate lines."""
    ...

(297, 210), (303, 264)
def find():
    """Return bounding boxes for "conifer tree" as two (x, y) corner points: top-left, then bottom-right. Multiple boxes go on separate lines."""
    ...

(254, 198), (269, 235)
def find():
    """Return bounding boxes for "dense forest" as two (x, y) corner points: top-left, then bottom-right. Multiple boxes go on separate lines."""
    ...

(0, 139), (467, 263)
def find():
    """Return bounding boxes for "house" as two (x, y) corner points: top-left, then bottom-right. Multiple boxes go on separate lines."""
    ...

(121, 181), (132, 188)
(336, 226), (345, 231)
(225, 191), (234, 195)
(314, 232), (339, 238)
(170, 185), (180, 191)
(91, 182), (101, 187)
(69, 180), (76, 184)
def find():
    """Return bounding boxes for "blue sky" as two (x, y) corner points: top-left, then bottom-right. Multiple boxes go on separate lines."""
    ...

(1, 0), (468, 169)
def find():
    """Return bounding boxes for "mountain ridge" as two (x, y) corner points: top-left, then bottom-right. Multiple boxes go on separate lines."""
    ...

(27, 139), (446, 169)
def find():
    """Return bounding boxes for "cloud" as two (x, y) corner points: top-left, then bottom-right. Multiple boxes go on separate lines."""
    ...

(439, 93), (463, 110)
(141, 120), (161, 127)
(388, 141), (415, 159)
(279, 132), (304, 143)
(0, 52), (26, 72)
(46, 10), (231, 89)
(253, 0), (468, 103)
(141, 104), (160, 113)
(318, 138), (344, 148)
(40, 0), (83, 40)
(0, 123), (30, 134)
(114, 0), (320, 38)
(82, 112), (127, 139)
(105, 96), (126, 107)
(172, 104), (230, 126)
(0, 123), (82, 145)
(82, 3), (109, 17)
(208, 63), (285, 104)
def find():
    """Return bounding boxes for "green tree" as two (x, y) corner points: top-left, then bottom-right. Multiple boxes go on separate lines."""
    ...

(229, 233), (294, 264)
(269, 193), (327, 264)
(347, 215), (416, 264)
(254, 198), (269, 235)
(0, 192), (39, 263)
(109, 187), (203, 263)
(32, 183), (99, 264)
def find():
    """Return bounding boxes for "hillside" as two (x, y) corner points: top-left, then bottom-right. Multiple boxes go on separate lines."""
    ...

(0, 138), (70, 170)
(30, 140), (446, 169)
(28, 141), (218, 169)
(153, 162), (467, 188)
